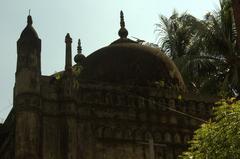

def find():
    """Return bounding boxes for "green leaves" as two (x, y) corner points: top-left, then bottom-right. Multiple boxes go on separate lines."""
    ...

(156, 0), (240, 97)
(181, 99), (240, 159)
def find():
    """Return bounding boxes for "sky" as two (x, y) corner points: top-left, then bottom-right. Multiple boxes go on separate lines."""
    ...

(0, 0), (220, 121)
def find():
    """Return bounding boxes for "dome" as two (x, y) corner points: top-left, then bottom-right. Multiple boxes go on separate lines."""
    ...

(79, 41), (186, 91)
(74, 53), (86, 65)
(20, 15), (39, 40)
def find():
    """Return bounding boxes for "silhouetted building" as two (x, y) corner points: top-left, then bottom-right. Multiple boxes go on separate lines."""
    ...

(0, 12), (215, 159)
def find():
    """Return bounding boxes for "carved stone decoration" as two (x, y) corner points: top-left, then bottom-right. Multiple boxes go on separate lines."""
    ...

(164, 132), (172, 143)
(144, 131), (152, 141)
(153, 132), (162, 142)
(174, 133), (181, 144)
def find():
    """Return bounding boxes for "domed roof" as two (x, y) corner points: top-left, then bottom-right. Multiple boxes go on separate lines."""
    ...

(20, 15), (39, 40)
(80, 41), (186, 91)
(79, 11), (185, 91)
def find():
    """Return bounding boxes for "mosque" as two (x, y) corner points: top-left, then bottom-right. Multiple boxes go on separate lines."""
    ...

(1, 1), (240, 158)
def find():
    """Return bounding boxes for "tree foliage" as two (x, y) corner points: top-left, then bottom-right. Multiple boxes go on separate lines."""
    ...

(156, 0), (240, 97)
(180, 99), (240, 159)
(154, 0), (240, 158)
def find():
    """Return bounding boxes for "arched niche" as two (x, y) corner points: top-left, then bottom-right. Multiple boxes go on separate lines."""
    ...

(153, 132), (162, 142)
(144, 131), (153, 141)
(174, 133), (181, 144)
(164, 132), (172, 143)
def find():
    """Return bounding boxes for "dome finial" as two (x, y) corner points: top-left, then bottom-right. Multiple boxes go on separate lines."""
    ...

(27, 9), (33, 26)
(74, 38), (86, 65)
(120, 10), (125, 28)
(118, 10), (128, 38)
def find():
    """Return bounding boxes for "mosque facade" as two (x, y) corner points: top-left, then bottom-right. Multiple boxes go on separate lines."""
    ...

(0, 10), (223, 159)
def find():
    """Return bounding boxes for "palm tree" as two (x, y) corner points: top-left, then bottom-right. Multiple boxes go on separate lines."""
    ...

(156, 0), (240, 97)
(156, 10), (217, 94)
(156, 10), (199, 59)
(200, 0), (239, 96)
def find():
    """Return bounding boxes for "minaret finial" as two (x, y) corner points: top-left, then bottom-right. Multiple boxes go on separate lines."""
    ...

(118, 10), (128, 38)
(27, 10), (32, 26)
(77, 39), (82, 54)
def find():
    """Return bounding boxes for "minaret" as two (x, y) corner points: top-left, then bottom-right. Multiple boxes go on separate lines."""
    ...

(15, 14), (41, 94)
(14, 15), (41, 159)
(65, 33), (72, 71)
(232, 0), (240, 49)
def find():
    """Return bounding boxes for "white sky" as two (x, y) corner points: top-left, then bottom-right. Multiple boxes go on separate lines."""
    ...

(0, 0), (220, 121)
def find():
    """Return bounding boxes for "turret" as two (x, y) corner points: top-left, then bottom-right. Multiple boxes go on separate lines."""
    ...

(14, 15), (41, 159)
(65, 33), (72, 72)
(15, 15), (41, 95)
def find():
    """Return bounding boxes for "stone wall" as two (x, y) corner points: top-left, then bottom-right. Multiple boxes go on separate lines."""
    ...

(39, 81), (214, 159)
(0, 112), (15, 159)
